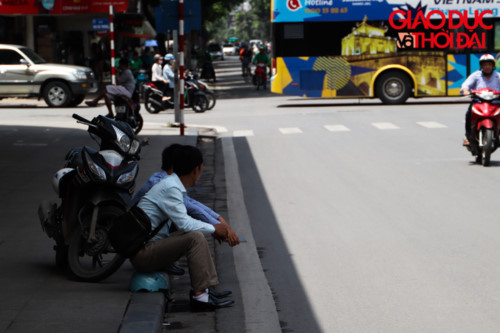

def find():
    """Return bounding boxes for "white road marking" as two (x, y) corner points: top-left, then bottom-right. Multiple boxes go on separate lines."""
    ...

(233, 130), (254, 137)
(324, 124), (351, 132)
(417, 121), (448, 129)
(372, 122), (400, 130)
(279, 127), (303, 134)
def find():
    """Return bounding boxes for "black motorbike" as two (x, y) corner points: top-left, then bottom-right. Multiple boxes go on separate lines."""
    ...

(38, 114), (142, 282)
(185, 72), (216, 110)
(143, 80), (209, 113)
(114, 85), (143, 134)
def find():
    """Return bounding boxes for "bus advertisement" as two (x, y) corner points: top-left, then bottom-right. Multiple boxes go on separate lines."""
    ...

(270, 0), (500, 104)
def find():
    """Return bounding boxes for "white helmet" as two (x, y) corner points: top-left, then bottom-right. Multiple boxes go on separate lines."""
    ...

(52, 168), (74, 194)
(479, 54), (496, 66)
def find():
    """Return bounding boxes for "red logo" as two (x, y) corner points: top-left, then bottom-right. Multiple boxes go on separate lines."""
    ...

(287, 0), (302, 11)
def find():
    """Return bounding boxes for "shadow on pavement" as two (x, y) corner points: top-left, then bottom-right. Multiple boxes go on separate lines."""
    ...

(233, 137), (322, 333)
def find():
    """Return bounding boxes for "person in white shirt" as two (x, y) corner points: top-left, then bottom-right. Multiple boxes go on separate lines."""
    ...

(131, 145), (234, 311)
(151, 54), (169, 101)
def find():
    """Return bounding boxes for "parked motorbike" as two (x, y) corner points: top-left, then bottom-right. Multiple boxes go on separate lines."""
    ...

(143, 80), (209, 113)
(38, 113), (142, 282)
(185, 72), (216, 110)
(114, 85), (143, 134)
(253, 63), (267, 90)
(465, 87), (500, 166)
(200, 61), (216, 83)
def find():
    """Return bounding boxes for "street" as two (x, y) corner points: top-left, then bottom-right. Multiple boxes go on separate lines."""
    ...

(2, 56), (500, 332)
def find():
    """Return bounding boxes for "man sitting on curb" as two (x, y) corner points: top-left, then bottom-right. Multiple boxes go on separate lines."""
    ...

(132, 144), (240, 247)
(131, 145), (235, 311)
(85, 58), (136, 118)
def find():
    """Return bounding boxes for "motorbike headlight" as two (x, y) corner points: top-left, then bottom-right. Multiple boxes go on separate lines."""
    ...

(117, 165), (138, 185)
(74, 70), (87, 80)
(129, 139), (141, 155)
(112, 124), (131, 153)
(84, 151), (106, 181)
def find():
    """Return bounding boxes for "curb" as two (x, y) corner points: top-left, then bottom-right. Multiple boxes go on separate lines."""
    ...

(221, 137), (281, 332)
(119, 293), (166, 333)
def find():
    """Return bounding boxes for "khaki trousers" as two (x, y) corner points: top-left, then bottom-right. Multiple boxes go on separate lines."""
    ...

(130, 231), (218, 292)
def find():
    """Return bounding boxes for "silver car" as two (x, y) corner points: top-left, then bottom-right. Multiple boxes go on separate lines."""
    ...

(0, 44), (97, 107)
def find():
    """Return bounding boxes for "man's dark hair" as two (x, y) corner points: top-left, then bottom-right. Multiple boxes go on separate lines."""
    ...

(119, 58), (130, 67)
(172, 145), (203, 176)
(161, 144), (182, 171)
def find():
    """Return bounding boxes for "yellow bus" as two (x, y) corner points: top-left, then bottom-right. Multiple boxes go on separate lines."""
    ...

(270, 0), (500, 104)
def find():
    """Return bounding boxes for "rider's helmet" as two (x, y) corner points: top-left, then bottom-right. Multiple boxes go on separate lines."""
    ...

(153, 54), (162, 62)
(480, 54), (496, 68)
(129, 272), (169, 292)
(164, 53), (175, 61)
(258, 44), (266, 52)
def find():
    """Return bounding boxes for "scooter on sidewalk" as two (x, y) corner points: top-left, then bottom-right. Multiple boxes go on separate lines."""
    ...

(38, 113), (142, 282)
(465, 87), (500, 166)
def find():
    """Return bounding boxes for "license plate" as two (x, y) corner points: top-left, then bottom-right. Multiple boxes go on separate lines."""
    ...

(116, 105), (127, 114)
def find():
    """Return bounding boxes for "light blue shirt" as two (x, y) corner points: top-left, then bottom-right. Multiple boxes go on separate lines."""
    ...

(137, 173), (215, 242)
(163, 64), (175, 88)
(131, 171), (221, 225)
(461, 70), (500, 94)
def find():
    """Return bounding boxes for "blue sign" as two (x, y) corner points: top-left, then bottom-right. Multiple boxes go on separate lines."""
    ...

(155, 0), (201, 33)
(92, 19), (110, 32)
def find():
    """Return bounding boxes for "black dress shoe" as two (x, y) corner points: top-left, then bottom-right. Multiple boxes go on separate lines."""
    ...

(208, 287), (232, 299)
(164, 263), (185, 276)
(190, 295), (234, 312)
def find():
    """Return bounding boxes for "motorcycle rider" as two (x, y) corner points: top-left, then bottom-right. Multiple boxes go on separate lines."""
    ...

(252, 44), (270, 70)
(85, 58), (136, 118)
(151, 54), (170, 102)
(163, 53), (176, 100)
(239, 44), (252, 76)
(461, 54), (500, 146)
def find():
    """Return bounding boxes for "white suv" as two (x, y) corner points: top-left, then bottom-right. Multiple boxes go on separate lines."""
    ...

(0, 44), (97, 107)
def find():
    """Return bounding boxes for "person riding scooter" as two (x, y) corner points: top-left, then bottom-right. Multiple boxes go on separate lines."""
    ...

(461, 54), (500, 146)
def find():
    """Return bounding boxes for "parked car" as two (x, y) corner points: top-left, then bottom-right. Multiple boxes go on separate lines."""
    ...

(0, 44), (97, 107)
(222, 43), (238, 55)
(207, 43), (224, 60)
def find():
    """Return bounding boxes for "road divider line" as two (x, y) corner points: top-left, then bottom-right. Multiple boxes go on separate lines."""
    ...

(279, 127), (303, 134)
(417, 121), (448, 129)
(233, 130), (254, 137)
(324, 124), (351, 132)
(372, 122), (400, 130)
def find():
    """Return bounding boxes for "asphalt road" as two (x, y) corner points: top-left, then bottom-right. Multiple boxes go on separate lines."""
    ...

(183, 57), (500, 332)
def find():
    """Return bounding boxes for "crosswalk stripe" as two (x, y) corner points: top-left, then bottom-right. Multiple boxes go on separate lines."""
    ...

(372, 122), (400, 130)
(417, 121), (448, 128)
(279, 127), (303, 134)
(324, 125), (351, 132)
(233, 130), (254, 137)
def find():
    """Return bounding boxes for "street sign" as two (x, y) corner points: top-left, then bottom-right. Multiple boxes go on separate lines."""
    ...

(92, 19), (110, 32)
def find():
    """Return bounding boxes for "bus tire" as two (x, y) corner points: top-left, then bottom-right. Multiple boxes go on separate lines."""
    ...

(376, 71), (411, 104)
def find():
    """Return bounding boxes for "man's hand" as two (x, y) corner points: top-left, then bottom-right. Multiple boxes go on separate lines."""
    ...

(213, 223), (228, 241)
(462, 88), (470, 96)
(217, 217), (240, 247)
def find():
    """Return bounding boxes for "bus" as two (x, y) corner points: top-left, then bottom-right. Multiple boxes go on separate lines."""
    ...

(270, 0), (500, 104)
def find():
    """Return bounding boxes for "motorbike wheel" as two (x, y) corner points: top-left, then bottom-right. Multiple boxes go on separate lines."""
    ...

(144, 93), (161, 114)
(192, 94), (209, 113)
(132, 114), (144, 135)
(206, 92), (216, 110)
(481, 128), (494, 166)
(67, 205), (126, 282)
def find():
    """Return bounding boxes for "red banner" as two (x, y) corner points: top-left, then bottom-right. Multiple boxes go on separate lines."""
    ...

(0, 0), (128, 14)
